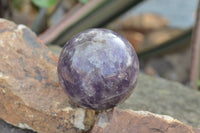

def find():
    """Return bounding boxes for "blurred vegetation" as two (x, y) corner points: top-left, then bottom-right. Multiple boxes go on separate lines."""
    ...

(79, 0), (89, 4)
(198, 80), (200, 88)
(0, 0), (198, 89)
(39, 0), (144, 45)
(32, 0), (57, 8)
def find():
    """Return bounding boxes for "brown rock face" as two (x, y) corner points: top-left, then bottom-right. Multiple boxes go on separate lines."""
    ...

(92, 108), (199, 133)
(0, 19), (96, 133)
(107, 13), (168, 32)
(120, 13), (168, 31)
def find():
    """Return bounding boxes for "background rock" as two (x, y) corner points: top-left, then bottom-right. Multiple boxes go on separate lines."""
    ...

(139, 27), (183, 52)
(107, 13), (168, 32)
(119, 74), (200, 128)
(141, 47), (191, 84)
(0, 19), (96, 133)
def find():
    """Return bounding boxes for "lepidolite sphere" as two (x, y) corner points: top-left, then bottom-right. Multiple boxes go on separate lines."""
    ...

(58, 28), (139, 110)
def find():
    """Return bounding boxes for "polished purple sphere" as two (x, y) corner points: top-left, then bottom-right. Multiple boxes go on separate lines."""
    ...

(58, 28), (139, 110)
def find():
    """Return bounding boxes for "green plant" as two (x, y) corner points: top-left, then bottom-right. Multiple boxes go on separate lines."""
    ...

(79, 0), (89, 4)
(11, 0), (23, 9)
(198, 80), (200, 87)
(32, 0), (57, 8)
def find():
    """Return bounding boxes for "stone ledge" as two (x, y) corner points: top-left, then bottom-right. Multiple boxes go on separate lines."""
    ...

(0, 18), (95, 133)
(92, 108), (200, 133)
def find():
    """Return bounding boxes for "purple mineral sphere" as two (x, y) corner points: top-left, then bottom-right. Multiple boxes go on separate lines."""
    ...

(58, 28), (139, 110)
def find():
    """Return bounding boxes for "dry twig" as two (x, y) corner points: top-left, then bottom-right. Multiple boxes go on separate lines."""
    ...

(190, 0), (200, 89)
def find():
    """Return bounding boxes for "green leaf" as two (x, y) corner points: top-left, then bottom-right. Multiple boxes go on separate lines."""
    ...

(11, 0), (23, 9)
(32, 0), (57, 8)
(198, 80), (200, 87)
(79, 0), (89, 4)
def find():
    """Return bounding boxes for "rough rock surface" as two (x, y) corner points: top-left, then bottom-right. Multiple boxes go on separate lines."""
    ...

(119, 74), (200, 128)
(0, 19), (96, 133)
(0, 119), (36, 133)
(92, 108), (199, 133)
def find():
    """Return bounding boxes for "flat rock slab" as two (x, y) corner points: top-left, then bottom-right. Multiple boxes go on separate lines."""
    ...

(119, 74), (200, 127)
(0, 19), (96, 133)
(0, 119), (35, 133)
(92, 108), (200, 133)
